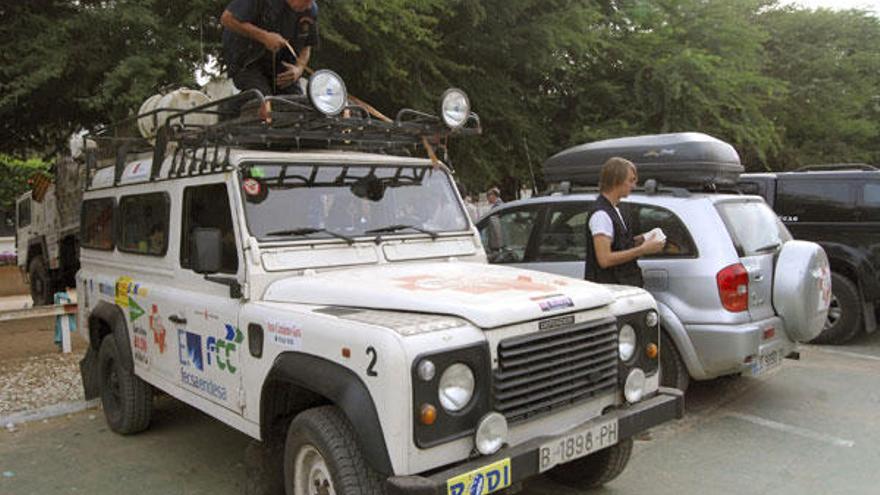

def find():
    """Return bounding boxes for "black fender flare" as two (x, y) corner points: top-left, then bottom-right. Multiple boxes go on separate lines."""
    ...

(263, 352), (393, 475)
(88, 301), (134, 373)
(822, 242), (879, 300)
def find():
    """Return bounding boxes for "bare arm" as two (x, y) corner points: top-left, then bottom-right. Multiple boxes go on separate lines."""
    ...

(220, 9), (286, 52)
(593, 235), (664, 269)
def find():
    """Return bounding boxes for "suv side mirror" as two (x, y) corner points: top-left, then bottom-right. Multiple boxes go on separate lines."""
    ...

(192, 228), (223, 274)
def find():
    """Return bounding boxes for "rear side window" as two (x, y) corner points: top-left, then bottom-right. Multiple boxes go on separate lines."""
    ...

(118, 193), (170, 256)
(716, 200), (792, 257)
(626, 203), (698, 258)
(17, 198), (31, 228)
(776, 179), (857, 222)
(81, 198), (115, 251)
(861, 181), (880, 220)
(535, 203), (588, 262)
(180, 183), (238, 274)
(479, 208), (540, 263)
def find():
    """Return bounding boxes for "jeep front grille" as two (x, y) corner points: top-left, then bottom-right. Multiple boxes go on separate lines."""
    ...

(493, 318), (618, 423)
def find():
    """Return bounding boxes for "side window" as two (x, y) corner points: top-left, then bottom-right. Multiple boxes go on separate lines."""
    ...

(860, 181), (880, 220)
(81, 198), (115, 251)
(117, 193), (170, 256)
(479, 208), (540, 263)
(777, 179), (856, 222)
(17, 198), (31, 228)
(627, 203), (697, 258)
(181, 183), (238, 274)
(535, 203), (589, 262)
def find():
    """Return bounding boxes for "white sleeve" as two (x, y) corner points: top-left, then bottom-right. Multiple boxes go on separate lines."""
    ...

(589, 211), (614, 238)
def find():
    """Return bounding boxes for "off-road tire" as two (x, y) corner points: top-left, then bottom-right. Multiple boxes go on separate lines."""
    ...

(283, 406), (384, 495)
(547, 438), (634, 489)
(810, 272), (862, 345)
(660, 331), (690, 392)
(27, 255), (53, 306)
(98, 335), (153, 434)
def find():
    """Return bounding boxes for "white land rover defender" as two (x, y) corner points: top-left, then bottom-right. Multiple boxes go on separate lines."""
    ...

(76, 72), (682, 495)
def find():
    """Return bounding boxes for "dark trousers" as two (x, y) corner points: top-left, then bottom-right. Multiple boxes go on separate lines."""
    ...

(223, 61), (303, 119)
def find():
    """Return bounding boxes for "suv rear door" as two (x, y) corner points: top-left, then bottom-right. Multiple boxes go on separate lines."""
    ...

(714, 198), (792, 321)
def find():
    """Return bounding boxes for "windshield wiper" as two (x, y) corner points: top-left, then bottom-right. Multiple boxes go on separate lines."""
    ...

(754, 242), (781, 253)
(264, 227), (355, 245)
(364, 224), (439, 239)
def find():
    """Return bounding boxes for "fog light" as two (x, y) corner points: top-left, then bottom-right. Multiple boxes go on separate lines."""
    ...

(624, 369), (646, 404)
(440, 88), (470, 128)
(475, 412), (508, 456)
(420, 404), (437, 426)
(308, 70), (348, 116)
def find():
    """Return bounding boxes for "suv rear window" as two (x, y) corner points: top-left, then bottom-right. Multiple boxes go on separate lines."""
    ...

(715, 199), (791, 256)
(117, 193), (170, 256)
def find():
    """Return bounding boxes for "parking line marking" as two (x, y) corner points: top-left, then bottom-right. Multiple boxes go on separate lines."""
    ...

(808, 347), (880, 363)
(726, 412), (855, 448)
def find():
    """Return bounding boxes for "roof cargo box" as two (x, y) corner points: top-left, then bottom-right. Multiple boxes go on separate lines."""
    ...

(543, 132), (743, 188)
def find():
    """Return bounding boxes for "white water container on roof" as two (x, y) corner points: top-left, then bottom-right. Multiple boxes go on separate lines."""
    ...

(137, 88), (216, 140)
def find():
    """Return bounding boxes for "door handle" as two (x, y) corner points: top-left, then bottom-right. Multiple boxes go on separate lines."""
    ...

(169, 315), (187, 325)
(753, 274), (764, 282)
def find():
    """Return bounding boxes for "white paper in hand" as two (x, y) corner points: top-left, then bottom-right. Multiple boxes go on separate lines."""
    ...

(644, 227), (667, 242)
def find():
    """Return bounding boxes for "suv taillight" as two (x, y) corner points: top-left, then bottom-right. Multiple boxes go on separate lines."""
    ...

(717, 263), (749, 312)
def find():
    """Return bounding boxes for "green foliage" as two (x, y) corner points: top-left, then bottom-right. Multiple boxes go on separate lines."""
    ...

(1, 0), (879, 190)
(0, 154), (50, 211)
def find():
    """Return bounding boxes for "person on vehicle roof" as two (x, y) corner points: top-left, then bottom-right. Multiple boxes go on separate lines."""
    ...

(220, 0), (319, 98)
(585, 157), (665, 287)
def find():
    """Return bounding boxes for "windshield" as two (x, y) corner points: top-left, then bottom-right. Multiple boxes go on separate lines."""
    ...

(715, 199), (792, 256)
(240, 163), (470, 241)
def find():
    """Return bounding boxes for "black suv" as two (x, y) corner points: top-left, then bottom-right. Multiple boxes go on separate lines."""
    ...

(739, 166), (880, 344)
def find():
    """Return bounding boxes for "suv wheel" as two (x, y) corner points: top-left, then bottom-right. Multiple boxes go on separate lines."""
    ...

(660, 331), (690, 393)
(27, 255), (53, 306)
(810, 272), (862, 345)
(98, 335), (153, 434)
(284, 406), (384, 495)
(546, 438), (633, 489)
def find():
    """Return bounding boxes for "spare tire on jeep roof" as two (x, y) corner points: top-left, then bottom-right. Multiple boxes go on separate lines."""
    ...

(773, 240), (832, 342)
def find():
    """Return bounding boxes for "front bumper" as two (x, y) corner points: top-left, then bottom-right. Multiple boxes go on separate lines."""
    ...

(386, 388), (684, 495)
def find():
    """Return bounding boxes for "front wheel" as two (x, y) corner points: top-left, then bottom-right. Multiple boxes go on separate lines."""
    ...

(27, 255), (53, 306)
(284, 406), (384, 495)
(659, 331), (690, 393)
(547, 438), (634, 489)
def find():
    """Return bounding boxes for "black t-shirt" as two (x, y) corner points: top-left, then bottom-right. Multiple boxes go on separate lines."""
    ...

(222, 0), (319, 76)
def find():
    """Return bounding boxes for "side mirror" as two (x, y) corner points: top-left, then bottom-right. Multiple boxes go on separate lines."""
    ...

(192, 228), (223, 274)
(486, 216), (504, 251)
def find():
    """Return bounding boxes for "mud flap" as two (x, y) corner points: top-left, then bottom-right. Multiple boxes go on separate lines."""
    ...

(80, 346), (100, 400)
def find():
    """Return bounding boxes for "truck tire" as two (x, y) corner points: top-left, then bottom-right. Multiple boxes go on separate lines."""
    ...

(547, 438), (633, 489)
(98, 335), (153, 435)
(27, 255), (53, 306)
(660, 331), (690, 393)
(810, 273), (862, 345)
(284, 406), (385, 495)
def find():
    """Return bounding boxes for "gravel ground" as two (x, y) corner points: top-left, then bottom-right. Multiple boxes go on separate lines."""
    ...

(0, 353), (84, 415)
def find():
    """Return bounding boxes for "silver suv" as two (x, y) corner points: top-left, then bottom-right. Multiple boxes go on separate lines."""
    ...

(477, 187), (831, 391)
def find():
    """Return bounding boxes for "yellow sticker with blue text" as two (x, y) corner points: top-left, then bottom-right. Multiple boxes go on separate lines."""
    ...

(446, 458), (511, 495)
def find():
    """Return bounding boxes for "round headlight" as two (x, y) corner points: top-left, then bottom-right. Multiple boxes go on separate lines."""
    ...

(417, 359), (436, 382)
(438, 363), (475, 412)
(440, 89), (470, 128)
(645, 311), (659, 328)
(475, 412), (508, 456)
(619, 324), (637, 362)
(308, 70), (348, 116)
(624, 368), (646, 404)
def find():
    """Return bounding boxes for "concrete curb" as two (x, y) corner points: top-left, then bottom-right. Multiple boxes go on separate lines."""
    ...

(1, 399), (100, 427)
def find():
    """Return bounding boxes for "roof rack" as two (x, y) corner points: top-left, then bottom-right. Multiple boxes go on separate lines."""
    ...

(84, 85), (481, 191)
(795, 163), (878, 172)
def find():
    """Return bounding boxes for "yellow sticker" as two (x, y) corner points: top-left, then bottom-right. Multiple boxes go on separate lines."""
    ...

(115, 276), (133, 308)
(446, 458), (511, 495)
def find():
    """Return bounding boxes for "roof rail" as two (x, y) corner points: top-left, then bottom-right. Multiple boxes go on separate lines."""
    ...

(83, 87), (481, 191)
(796, 163), (878, 172)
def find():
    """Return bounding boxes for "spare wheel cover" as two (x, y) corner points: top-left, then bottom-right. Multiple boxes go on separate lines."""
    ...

(773, 240), (832, 342)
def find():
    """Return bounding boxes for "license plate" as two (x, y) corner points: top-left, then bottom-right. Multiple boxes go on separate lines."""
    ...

(538, 418), (618, 473)
(751, 348), (782, 376)
(446, 458), (511, 495)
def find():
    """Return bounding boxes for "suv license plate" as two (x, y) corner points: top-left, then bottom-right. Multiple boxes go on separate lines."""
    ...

(751, 349), (782, 376)
(538, 418), (618, 473)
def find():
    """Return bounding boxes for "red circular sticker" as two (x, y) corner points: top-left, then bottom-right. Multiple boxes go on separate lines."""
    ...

(243, 178), (262, 197)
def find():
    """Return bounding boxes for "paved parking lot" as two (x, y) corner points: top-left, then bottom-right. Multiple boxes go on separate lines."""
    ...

(1, 332), (878, 495)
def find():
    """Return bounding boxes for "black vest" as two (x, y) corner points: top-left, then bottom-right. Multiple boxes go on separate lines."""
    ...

(584, 195), (644, 287)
